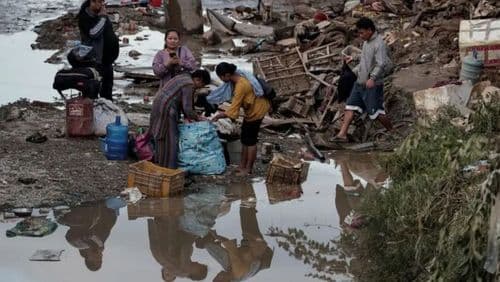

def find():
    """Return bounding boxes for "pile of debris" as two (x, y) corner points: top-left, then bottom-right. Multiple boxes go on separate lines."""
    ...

(32, 4), (165, 51)
(200, 0), (500, 151)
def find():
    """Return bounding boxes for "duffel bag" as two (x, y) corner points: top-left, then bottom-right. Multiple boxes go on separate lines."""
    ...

(53, 67), (101, 99)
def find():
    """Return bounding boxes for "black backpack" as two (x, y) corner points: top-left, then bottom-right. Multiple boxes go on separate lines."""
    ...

(67, 44), (97, 68)
(257, 77), (276, 101)
(53, 67), (101, 99)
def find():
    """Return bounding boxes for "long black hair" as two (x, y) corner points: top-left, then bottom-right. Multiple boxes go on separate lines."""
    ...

(78, 0), (91, 17)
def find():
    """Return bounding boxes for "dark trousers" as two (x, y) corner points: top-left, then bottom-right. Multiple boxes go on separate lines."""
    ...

(195, 95), (218, 117)
(97, 64), (113, 100)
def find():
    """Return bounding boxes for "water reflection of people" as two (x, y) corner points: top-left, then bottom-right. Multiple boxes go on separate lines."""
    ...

(335, 154), (388, 226)
(148, 215), (207, 281)
(57, 201), (118, 271)
(200, 183), (273, 282)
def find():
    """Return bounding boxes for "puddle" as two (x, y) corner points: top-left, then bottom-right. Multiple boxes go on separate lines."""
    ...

(0, 0), (269, 106)
(0, 153), (386, 282)
(0, 0), (81, 34)
(0, 31), (62, 106)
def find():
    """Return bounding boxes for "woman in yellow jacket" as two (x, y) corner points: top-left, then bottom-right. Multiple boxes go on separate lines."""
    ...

(212, 62), (270, 176)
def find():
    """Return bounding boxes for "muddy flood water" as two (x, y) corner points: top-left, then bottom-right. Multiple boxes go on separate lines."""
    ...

(0, 153), (387, 282)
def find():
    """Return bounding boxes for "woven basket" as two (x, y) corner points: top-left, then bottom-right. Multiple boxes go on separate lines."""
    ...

(266, 154), (310, 185)
(127, 160), (185, 198)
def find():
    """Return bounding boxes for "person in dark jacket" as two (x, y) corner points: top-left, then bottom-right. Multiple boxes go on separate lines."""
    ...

(78, 0), (119, 100)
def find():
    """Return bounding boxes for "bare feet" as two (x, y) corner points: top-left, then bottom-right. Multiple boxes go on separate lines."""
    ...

(233, 166), (244, 173)
(236, 169), (251, 177)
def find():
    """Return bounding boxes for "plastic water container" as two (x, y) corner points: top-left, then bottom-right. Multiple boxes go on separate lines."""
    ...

(460, 50), (483, 84)
(105, 116), (129, 160)
(66, 96), (94, 137)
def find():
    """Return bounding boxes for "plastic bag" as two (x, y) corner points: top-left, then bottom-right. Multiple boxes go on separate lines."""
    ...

(134, 132), (153, 161)
(93, 98), (129, 136)
(337, 62), (357, 103)
(178, 121), (226, 175)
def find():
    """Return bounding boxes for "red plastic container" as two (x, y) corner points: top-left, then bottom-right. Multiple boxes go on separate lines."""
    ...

(150, 0), (162, 7)
(66, 97), (94, 137)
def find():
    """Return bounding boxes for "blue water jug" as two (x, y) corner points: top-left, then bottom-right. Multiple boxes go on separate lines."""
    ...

(105, 116), (129, 160)
(460, 50), (483, 84)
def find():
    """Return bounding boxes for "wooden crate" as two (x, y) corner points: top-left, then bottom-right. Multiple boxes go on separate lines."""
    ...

(127, 160), (185, 198)
(127, 198), (184, 220)
(266, 154), (310, 185)
(266, 184), (303, 204)
(268, 73), (312, 97)
(281, 96), (311, 117)
(303, 43), (343, 68)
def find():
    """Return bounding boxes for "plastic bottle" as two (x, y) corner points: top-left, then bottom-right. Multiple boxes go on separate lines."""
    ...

(105, 116), (129, 160)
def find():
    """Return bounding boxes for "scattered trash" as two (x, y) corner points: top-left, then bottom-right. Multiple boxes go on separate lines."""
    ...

(39, 208), (51, 214)
(26, 132), (48, 144)
(343, 210), (364, 229)
(18, 177), (38, 185)
(120, 187), (143, 204)
(3, 212), (17, 219)
(29, 249), (64, 262)
(261, 142), (274, 157)
(6, 217), (58, 238)
(463, 160), (490, 175)
(413, 80), (473, 122)
(12, 208), (33, 217)
(128, 49), (142, 59)
(53, 205), (70, 211)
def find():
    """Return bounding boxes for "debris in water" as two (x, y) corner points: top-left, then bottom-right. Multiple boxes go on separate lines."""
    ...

(6, 217), (58, 238)
(120, 187), (143, 204)
(29, 249), (64, 261)
(344, 210), (364, 229)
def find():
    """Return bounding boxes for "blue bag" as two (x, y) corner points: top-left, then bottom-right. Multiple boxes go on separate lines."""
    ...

(178, 121), (226, 175)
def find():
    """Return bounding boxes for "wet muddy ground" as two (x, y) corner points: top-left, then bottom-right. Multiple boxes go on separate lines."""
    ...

(0, 154), (386, 282)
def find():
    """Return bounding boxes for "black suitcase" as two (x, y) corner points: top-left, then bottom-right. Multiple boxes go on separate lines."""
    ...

(53, 67), (101, 99)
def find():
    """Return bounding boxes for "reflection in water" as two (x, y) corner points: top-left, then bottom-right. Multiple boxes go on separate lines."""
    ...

(269, 154), (389, 281)
(0, 157), (390, 282)
(148, 213), (208, 281)
(266, 184), (303, 205)
(56, 201), (118, 271)
(335, 158), (363, 226)
(203, 183), (273, 282)
(267, 226), (351, 281)
(136, 183), (273, 281)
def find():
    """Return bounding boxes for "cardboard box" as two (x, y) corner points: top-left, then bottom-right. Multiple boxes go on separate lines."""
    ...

(459, 19), (500, 67)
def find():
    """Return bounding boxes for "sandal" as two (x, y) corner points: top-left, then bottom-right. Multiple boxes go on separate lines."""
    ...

(26, 132), (48, 144)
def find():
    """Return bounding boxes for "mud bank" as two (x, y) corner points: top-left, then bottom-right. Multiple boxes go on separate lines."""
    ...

(0, 100), (308, 210)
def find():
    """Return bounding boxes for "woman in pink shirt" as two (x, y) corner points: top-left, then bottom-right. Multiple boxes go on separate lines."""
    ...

(152, 29), (198, 89)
